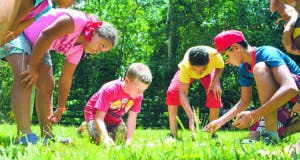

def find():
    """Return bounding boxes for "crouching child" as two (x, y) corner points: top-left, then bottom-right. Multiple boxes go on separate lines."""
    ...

(82, 63), (152, 147)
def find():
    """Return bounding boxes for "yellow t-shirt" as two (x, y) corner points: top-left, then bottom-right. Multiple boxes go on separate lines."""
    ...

(178, 46), (224, 83)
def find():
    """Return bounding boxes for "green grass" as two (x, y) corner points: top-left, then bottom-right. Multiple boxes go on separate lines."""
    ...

(0, 123), (299, 160)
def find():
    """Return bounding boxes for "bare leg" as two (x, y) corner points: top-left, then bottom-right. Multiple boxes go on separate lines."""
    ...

(168, 105), (178, 137)
(293, 103), (300, 113)
(6, 54), (32, 135)
(253, 62), (278, 132)
(35, 64), (54, 138)
(209, 108), (220, 134)
(209, 108), (220, 122)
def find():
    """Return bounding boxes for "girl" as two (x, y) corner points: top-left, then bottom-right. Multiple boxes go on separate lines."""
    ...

(1, 8), (118, 145)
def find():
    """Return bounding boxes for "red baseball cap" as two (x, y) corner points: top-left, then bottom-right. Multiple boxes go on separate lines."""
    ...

(214, 30), (245, 53)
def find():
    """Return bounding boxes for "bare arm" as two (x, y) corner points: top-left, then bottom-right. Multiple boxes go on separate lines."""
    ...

(179, 82), (193, 118)
(179, 82), (195, 131)
(205, 86), (252, 133)
(219, 87), (252, 124)
(48, 61), (77, 123)
(20, 14), (75, 87)
(125, 111), (138, 146)
(211, 68), (224, 86)
(208, 68), (224, 99)
(0, 0), (22, 46)
(281, 4), (298, 52)
(252, 65), (298, 119)
(58, 61), (77, 109)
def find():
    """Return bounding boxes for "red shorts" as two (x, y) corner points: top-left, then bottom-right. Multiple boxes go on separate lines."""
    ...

(166, 70), (223, 108)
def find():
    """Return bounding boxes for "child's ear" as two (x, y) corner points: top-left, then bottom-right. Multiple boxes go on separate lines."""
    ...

(232, 44), (240, 51)
(124, 77), (130, 84)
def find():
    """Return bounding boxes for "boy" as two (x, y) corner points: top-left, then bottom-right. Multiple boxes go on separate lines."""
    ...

(83, 63), (152, 146)
(166, 46), (224, 138)
(205, 30), (300, 144)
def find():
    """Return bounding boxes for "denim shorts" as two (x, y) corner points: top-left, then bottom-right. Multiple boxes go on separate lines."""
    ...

(0, 33), (52, 67)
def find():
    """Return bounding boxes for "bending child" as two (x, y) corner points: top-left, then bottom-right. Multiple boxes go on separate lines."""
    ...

(273, 0), (300, 156)
(205, 30), (300, 145)
(0, 8), (118, 145)
(166, 46), (224, 139)
(82, 63), (152, 147)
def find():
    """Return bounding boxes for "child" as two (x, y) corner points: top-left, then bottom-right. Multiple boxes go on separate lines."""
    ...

(0, 0), (73, 46)
(82, 63), (152, 147)
(166, 46), (224, 138)
(0, 8), (118, 145)
(272, 0), (300, 155)
(205, 30), (300, 145)
(268, 0), (300, 113)
(269, 0), (300, 55)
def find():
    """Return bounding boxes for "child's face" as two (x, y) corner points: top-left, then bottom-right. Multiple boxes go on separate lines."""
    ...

(191, 65), (208, 75)
(125, 78), (149, 99)
(221, 46), (243, 67)
(84, 33), (113, 54)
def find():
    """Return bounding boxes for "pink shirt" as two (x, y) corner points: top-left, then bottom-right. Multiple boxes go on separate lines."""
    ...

(24, 9), (89, 64)
(84, 79), (143, 125)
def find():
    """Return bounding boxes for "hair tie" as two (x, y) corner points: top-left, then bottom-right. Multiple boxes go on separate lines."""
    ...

(84, 18), (103, 42)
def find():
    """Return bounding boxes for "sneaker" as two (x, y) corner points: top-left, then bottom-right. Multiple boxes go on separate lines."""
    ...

(262, 130), (279, 145)
(14, 133), (39, 146)
(164, 133), (177, 144)
(166, 133), (177, 139)
(57, 137), (72, 144)
(241, 139), (256, 144)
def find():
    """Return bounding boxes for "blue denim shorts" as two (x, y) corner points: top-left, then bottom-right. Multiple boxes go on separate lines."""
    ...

(0, 33), (52, 67)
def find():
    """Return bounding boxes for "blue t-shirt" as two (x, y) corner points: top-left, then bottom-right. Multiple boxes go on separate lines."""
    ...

(239, 46), (300, 86)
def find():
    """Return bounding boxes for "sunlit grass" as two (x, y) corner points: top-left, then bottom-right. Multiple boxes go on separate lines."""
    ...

(0, 123), (299, 159)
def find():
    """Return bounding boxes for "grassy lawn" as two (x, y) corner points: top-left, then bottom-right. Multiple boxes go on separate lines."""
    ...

(0, 123), (299, 160)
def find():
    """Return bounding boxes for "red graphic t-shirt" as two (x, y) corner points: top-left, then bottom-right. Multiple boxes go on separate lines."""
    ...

(84, 79), (143, 125)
